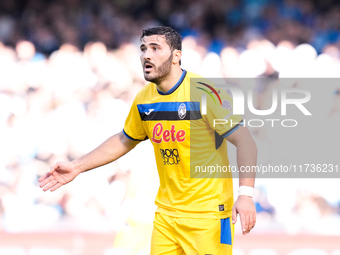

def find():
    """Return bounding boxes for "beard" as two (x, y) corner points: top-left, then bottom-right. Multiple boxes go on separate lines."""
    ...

(143, 53), (173, 84)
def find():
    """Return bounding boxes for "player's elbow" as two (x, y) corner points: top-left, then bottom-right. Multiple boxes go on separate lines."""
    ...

(248, 137), (257, 158)
(228, 127), (257, 158)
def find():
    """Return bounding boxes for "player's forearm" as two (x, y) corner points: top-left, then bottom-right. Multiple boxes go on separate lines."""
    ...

(71, 131), (137, 174)
(237, 137), (257, 187)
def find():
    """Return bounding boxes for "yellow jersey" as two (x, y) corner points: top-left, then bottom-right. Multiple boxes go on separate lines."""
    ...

(123, 70), (243, 219)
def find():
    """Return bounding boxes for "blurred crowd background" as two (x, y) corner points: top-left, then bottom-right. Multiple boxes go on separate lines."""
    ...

(1, 0), (340, 254)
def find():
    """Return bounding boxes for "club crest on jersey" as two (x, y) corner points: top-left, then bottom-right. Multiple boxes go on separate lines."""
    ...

(178, 103), (186, 119)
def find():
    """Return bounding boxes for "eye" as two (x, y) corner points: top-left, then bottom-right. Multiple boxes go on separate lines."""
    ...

(140, 47), (146, 52)
(153, 46), (159, 51)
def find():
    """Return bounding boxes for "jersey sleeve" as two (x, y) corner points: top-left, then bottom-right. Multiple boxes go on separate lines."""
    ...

(203, 88), (243, 138)
(123, 98), (148, 141)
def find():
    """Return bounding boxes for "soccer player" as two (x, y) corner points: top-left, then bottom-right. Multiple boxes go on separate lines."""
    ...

(39, 26), (257, 255)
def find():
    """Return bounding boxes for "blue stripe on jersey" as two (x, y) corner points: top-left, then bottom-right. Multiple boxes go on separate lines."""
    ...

(221, 120), (244, 138)
(157, 70), (187, 95)
(220, 218), (232, 245)
(122, 129), (146, 141)
(137, 102), (200, 113)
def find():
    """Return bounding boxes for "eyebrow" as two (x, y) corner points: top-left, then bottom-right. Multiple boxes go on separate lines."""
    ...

(140, 43), (161, 49)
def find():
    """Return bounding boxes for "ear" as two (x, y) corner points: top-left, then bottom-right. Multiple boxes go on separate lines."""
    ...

(172, 50), (182, 65)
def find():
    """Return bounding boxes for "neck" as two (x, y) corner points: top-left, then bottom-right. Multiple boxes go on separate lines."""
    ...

(156, 67), (183, 93)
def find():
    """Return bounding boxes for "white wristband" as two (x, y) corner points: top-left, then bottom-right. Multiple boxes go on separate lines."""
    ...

(238, 186), (254, 198)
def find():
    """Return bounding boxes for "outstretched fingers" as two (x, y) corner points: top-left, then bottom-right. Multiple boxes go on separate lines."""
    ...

(39, 173), (55, 189)
(42, 180), (58, 192)
(38, 171), (51, 183)
(50, 183), (63, 192)
(39, 163), (61, 190)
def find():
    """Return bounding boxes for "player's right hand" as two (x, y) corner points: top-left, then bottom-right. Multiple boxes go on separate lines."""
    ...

(39, 161), (79, 192)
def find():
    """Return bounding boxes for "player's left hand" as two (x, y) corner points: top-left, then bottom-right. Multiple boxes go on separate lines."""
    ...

(232, 195), (256, 235)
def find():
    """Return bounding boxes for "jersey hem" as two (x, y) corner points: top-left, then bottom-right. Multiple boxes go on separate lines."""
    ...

(156, 206), (232, 219)
(221, 120), (244, 138)
(122, 129), (146, 141)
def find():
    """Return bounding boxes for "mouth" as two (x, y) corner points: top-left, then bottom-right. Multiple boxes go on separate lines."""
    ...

(144, 63), (154, 73)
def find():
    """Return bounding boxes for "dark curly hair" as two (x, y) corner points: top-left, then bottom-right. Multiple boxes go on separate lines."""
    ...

(141, 26), (182, 64)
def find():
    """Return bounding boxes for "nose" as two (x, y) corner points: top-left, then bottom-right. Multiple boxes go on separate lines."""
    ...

(143, 48), (151, 61)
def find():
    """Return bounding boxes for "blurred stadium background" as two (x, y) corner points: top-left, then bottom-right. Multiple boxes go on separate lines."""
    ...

(1, 0), (340, 254)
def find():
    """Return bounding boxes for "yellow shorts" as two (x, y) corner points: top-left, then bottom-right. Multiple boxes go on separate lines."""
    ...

(151, 212), (234, 255)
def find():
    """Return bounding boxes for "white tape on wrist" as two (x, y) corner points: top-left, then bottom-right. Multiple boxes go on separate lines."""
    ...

(238, 186), (254, 198)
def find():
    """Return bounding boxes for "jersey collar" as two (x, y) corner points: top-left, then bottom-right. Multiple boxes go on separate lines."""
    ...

(157, 69), (187, 95)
